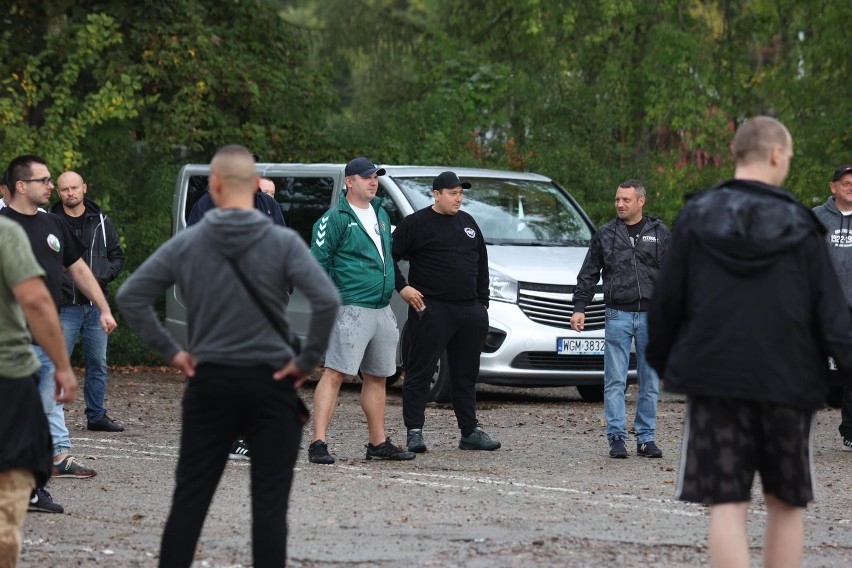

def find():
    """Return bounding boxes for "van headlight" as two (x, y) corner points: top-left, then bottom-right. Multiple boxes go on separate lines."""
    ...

(489, 268), (518, 303)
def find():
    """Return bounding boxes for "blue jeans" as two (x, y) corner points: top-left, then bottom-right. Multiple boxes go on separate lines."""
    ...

(60, 305), (109, 423)
(34, 346), (72, 458)
(603, 308), (660, 444)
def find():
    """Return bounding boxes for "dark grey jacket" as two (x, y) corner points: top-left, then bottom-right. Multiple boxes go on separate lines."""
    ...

(117, 209), (340, 374)
(812, 197), (852, 306)
(50, 198), (124, 304)
(572, 216), (670, 313)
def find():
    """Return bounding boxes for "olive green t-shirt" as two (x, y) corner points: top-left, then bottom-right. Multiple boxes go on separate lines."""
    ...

(0, 216), (44, 378)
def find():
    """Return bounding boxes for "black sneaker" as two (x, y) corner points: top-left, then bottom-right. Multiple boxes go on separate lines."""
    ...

(843, 437), (852, 452)
(459, 427), (501, 451)
(308, 440), (335, 464)
(407, 428), (427, 453)
(637, 441), (663, 458)
(229, 439), (250, 460)
(87, 414), (125, 432)
(365, 438), (416, 461)
(609, 437), (628, 459)
(29, 487), (64, 514)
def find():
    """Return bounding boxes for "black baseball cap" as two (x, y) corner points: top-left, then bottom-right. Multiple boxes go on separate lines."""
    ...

(345, 157), (385, 177)
(832, 164), (852, 182)
(432, 171), (471, 191)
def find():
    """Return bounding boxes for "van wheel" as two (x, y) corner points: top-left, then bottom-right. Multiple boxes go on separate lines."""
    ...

(428, 351), (452, 403)
(576, 384), (604, 402)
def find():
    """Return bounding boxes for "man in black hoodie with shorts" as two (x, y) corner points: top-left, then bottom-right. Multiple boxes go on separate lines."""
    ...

(648, 117), (852, 567)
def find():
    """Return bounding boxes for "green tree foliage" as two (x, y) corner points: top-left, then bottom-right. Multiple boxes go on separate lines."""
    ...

(0, 11), (142, 170)
(0, 0), (337, 363)
(0, 0), (337, 168)
(286, 0), (849, 224)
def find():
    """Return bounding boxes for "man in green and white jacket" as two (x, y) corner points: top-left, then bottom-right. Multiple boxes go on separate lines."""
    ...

(307, 156), (414, 464)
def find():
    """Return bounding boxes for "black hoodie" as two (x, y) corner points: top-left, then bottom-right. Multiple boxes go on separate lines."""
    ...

(647, 179), (852, 409)
(49, 198), (124, 304)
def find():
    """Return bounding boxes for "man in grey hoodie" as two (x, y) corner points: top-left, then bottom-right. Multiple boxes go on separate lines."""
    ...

(117, 144), (340, 568)
(813, 163), (852, 452)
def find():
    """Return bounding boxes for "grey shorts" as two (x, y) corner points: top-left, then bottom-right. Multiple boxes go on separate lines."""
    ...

(323, 305), (398, 377)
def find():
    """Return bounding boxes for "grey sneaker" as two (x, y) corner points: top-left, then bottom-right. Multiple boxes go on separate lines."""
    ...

(842, 437), (852, 452)
(365, 438), (416, 461)
(609, 437), (628, 459)
(308, 440), (335, 464)
(459, 427), (501, 451)
(407, 429), (427, 453)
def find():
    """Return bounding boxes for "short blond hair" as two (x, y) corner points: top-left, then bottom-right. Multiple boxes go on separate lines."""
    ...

(733, 116), (791, 166)
(210, 145), (256, 192)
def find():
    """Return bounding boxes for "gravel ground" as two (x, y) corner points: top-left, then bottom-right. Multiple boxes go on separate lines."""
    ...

(18, 368), (852, 567)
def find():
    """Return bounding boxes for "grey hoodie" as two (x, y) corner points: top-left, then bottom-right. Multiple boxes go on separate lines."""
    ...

(813, 196), (852, 306)
(117, 209), (340, 373)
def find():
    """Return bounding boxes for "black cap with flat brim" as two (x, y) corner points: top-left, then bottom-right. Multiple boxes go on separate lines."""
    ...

(432, 171), (471, 190)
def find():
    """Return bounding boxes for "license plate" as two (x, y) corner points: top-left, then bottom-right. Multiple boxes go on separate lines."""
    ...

(557, 338), (605, 355)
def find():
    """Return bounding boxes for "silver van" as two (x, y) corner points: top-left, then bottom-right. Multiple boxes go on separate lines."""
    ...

(167, 164), (635, 402)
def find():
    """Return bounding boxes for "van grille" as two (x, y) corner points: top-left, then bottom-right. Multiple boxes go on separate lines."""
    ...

(511, 352), (637, 371)
(517, 283), (605, 331)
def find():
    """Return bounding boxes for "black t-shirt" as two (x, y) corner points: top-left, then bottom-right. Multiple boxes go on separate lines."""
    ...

(60, 210), (86, 238)
(392, 206), (489, 306)
(0, 207), (85, 309)
(626, 216), (647, 247)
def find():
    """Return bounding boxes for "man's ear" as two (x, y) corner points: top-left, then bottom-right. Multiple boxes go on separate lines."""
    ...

(769, 144), (783, 166)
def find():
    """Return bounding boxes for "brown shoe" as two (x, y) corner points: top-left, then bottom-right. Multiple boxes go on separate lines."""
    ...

(52, 456), (97, 478)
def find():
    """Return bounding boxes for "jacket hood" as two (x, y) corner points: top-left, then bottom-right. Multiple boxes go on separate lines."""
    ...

(200, 208), (274, 260)
(49, 197), (104, 217)
(683, 179), (823, 276)
(819, 195), (842, 216)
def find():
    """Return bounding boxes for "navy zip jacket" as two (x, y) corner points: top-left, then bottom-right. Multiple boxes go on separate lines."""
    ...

(573, 216), (670, 313)
(647, 179), (852, 409)
(50, 198), (124, 304)
(186, 191), (286, 227)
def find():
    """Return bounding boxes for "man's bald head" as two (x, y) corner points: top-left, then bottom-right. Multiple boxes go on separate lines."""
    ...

(56, 170), (88, 213)
(57, 171), (84, 188)
(209, 145), (258, 207)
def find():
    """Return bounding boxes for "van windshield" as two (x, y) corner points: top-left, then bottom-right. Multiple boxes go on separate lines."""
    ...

(392, 177), (594, 246)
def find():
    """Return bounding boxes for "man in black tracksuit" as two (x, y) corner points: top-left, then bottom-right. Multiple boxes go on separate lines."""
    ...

(51, 171), (125, 432)
(812, 163), (852, 451)
(392, 171), (500, 453)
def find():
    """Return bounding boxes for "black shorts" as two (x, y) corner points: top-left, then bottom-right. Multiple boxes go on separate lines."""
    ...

(676, 396), (815, 508)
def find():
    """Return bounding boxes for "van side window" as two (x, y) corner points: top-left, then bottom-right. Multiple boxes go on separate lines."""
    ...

(185, 175), (209, 220)
(376, 186), (403, 227)
(275, 176), (336, 244)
